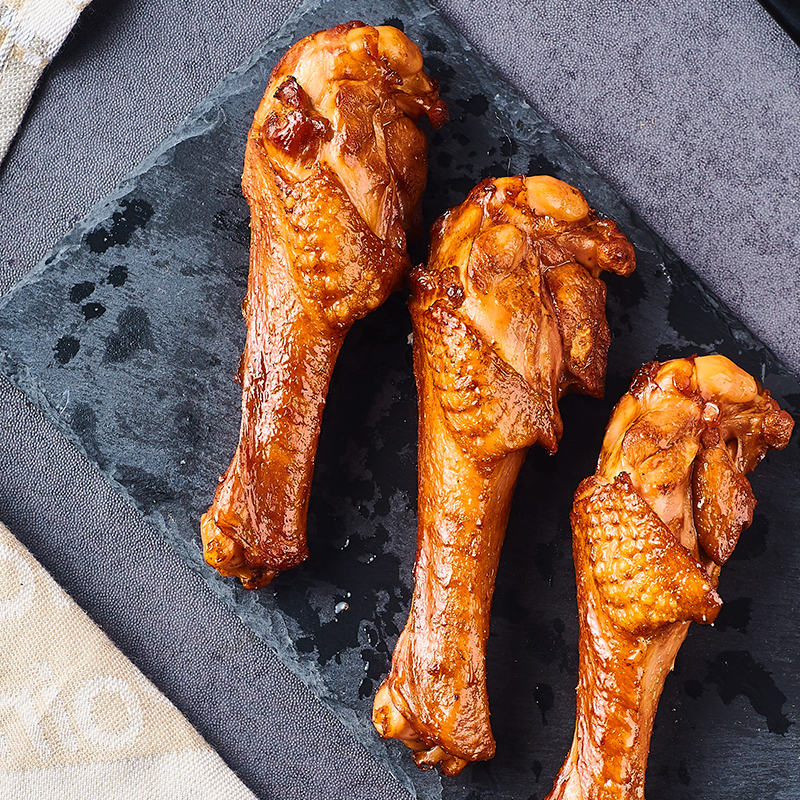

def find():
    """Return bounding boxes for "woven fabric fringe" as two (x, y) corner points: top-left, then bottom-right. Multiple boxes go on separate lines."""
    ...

(0, 521), (258, 799)
(0, 0), (91, 163)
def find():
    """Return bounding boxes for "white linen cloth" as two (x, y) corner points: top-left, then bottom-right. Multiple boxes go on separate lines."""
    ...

(0, 0), (90, 161)
(0, 521), (258, 800)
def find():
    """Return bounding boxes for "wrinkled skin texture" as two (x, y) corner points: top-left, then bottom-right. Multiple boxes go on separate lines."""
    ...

(372, 176), (636, 774)
(201, 22), (447, 588)
(546, 355), (794, 800)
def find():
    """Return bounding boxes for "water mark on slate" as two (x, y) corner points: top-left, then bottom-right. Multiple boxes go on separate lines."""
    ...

(533, 682), (554, 724)
(495, 580), (571, 672)
(103, 306), (157, 363)
(729, 513), (768, 561)
(81, 302), (106, 321)
(480, 160), (510, 181)
(528, 153), (560, 177)
(425, 32), (447, 52)
(704, 649), (792, 734)
(684, 678), (704, 699)
(53, 335), (80, 365)
(71, 402), (105, 468)
(423, 55), (455, 85)
(85, 198), (154, 254)
(69, 281), (95, 303)
(106, 264), (128, 287)
(499, 134), (518, 158)
(713, 596), (752, 633)
(456, 93), (489, 118)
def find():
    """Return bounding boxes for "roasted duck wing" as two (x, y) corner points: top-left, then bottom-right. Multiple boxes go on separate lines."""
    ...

(547, 355), (794, 800)
(201, 23), (447, 588)
(373, 175), (636, 774)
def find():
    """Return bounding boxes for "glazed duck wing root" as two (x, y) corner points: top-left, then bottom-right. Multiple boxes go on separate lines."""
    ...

(546, 355), (794, 800)
(373, 175), (636, 775)
(201, 22), (447, 589)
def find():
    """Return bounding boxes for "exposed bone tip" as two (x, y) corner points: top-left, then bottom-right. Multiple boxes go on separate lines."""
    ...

(414, 745), (469, 776)
(200, 512), (277, 589)
(372, 682), (470, 775)
(524, 174), (589, 222)
(372, 682), (423, 745)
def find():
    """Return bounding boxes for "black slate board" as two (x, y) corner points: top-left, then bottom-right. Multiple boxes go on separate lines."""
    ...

(2, 1), (799, 798)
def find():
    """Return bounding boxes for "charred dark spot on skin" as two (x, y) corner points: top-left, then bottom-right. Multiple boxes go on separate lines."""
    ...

(69, 281), (95, 303)
(704, 650), (792, 734)
(265, 77), (331, 164)
(85, 198), (154, 254)
(53, 335), (80, 365)
(103, 306), (156, 363)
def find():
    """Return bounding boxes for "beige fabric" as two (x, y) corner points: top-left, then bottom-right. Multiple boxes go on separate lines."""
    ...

(0, 0), (91, 161)
(0, 521), (258, 799)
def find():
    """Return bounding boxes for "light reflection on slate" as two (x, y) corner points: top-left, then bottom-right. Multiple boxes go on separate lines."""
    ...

(1, 0), (799, 798)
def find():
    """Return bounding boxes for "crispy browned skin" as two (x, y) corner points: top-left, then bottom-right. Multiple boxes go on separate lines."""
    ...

(200, 22), (447, 589)
(547, 355), (794, 800)
(373, 175), (636, 774)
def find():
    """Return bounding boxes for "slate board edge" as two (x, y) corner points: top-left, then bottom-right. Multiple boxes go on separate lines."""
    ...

(0, 0), (797, 796)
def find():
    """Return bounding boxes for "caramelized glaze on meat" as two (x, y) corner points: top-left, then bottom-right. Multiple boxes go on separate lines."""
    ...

(201, 22), (447, 588)
(373, 175), (636, 774)
(200, 22), (447, 588)
(546, 355), (794, 800)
